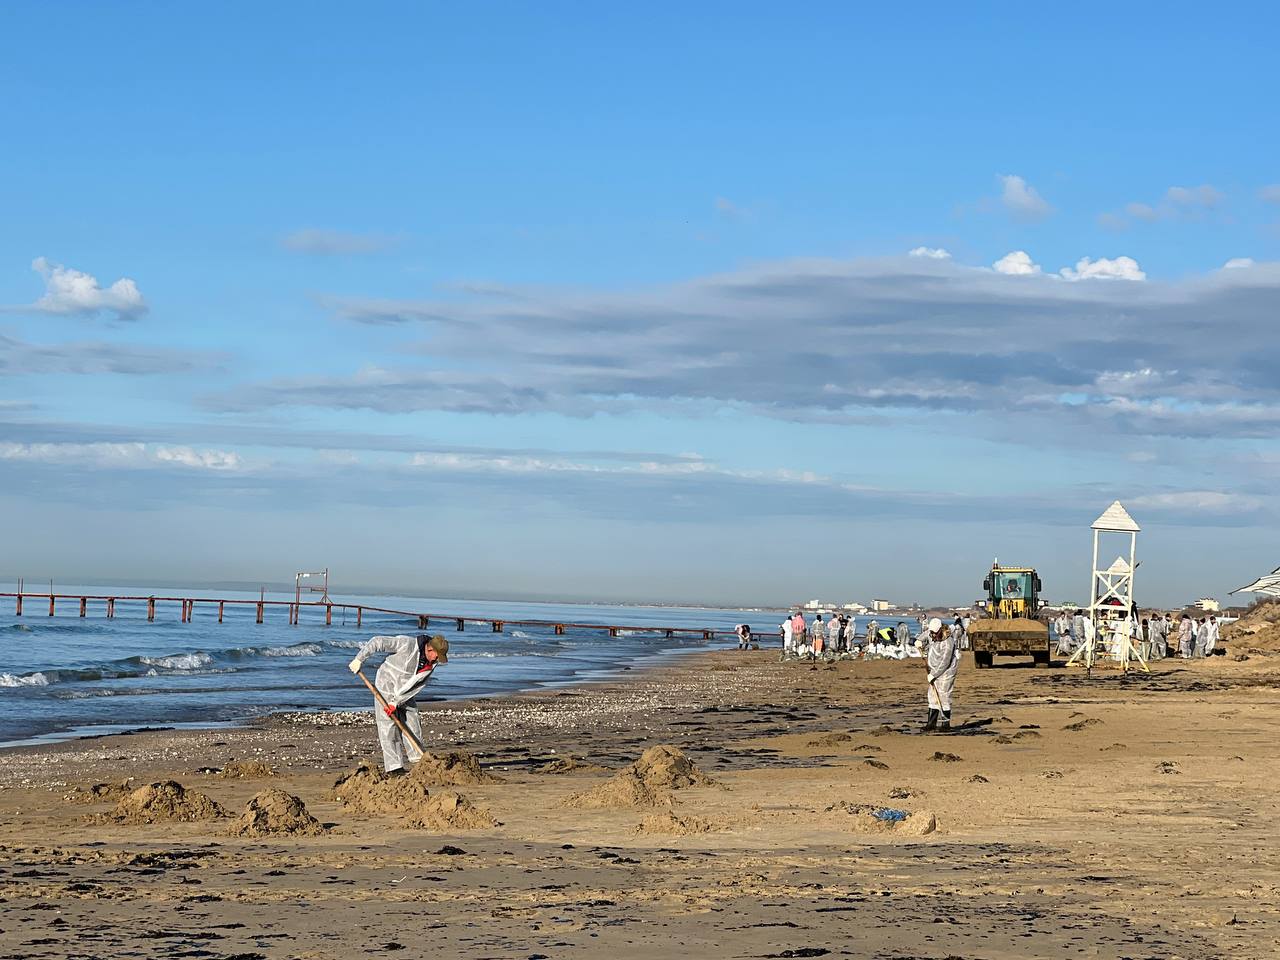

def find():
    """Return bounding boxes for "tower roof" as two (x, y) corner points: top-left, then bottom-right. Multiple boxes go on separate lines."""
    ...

(1092, 500), (1140, 532)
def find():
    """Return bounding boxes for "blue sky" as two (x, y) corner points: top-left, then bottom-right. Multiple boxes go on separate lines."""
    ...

(2, 3), (1278, 606)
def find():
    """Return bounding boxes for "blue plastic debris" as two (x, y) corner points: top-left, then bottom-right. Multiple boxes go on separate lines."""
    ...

(872, 807), (909, 823)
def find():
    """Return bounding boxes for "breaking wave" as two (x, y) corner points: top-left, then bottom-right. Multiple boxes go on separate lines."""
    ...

(140, 652), (215, 670)
(0, 672), (50, 687)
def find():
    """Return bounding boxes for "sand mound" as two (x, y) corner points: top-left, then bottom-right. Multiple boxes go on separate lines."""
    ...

(632, 745), (719, 789)
(229, 789), (326, 837)
(100, 781), (225, 824)
(928, 752), (962, 763)
(404, 790), (499, 830)
(542, 757), (611, 774)
(825, 801), (937, 835)
(218, 760), (276, 779)
(863, 758), (890, 770)
(1063, 718), (1102, 731)
(66, 778), (137, 804)
(1225, 600), (1280, 654)
(329, 763), (432, 815)
(808, 732), (851, 747)
(564, 769), (671, 810)
(636, 811), (718, 836)
(410, 751), (503, 786)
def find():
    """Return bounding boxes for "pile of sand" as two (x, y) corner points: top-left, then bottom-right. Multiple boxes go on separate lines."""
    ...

(404, 790), (499, 830)
(632, 745), (719, 789)
(217, 760), (276, 779)
(636, 811), (719, 836)
(1225, 601), (1280, 654)
(825, 800), (937, 836)
(229, 789), (326, 837)
(328, 762), (499, 830)
(542, 756), (611, 774)
(808, 732), (851, 748)
(98, 781), (226, 824)
(564, 745), (717, 810)
(65, 778), (136, 804)
(565, 769), (671, 810)
(412, 751), (503, 785)
(328, 763), (432, 816)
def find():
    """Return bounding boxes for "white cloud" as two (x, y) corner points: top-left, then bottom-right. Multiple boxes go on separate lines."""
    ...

(1129, 491), (1263, 512)
(1259, 185), (1280, 204)
(908, 246), (951, 259)
(1124, 201), (1160, 222)
(1107, 185), (1224, 228)
(281, 229), (399, 255)
(993, 250), (1041, 276)
(1223, 257), (1256, 270)
(714, 197), (743, 219)
(1165, 184), (1223, 209)
(0, 442), (242, 471)
(1059, 255), (1146, 282)
(999, 174), (1053, 221)
(28, 258), (147, 319)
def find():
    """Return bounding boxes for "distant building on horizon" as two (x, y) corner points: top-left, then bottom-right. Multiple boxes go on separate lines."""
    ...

(1196, 597), (1221, 612)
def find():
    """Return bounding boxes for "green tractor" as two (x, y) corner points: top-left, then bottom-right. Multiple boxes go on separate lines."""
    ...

(969, 563), (1052, 668)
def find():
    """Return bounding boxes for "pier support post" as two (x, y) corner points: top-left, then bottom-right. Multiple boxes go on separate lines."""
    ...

(702, 630), (713, 640)
(218, 600), (224, 623)
(665, 629), (673, 639)
(325, 604), (332, 626)
(256, 601), (264, 624)
(48, 596), (55, 616)
(555, 624), (565, 635)
(80, 597), (87, 617)
(418, 614), (429, 630)
(147, 598), (155, 621)
(357, 607), (362, 627)
(455, 618), (464, 631)
(492, 620), (504, 633)
(608, 627), (619, 638)
(15, 594), (21, 616)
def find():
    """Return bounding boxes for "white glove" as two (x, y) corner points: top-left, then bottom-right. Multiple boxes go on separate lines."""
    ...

(348, 657), (362, 674)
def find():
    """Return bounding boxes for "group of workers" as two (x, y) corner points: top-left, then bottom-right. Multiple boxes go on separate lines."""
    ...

(1051, 609), (1221, 660)
(779, 610), (916, 658)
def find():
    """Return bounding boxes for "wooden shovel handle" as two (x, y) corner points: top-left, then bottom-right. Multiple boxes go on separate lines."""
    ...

(356, 669), (428, 757)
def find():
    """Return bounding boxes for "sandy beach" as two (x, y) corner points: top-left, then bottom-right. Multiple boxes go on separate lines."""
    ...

(2, 649), (1278, 959)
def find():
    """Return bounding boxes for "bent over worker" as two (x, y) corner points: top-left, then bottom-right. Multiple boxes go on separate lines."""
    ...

(348, 634), (449, 777)
(923, 617), (961, 732)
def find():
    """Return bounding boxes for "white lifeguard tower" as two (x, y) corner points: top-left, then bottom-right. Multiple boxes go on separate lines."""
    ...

(1068, 501), (1146, 672)
(1088, 501), (1139, 621)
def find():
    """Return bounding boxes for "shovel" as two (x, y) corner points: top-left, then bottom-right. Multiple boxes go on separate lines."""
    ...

(355, 669), (427, 757)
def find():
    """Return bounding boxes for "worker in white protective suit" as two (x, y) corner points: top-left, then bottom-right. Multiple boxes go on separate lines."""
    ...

(1203, 616), (1220, 656)
(923, 617), (961, 732)
(348, 633), (449, 777)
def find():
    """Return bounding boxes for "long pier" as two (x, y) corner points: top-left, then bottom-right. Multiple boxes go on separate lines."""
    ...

(0, 591), (733, 640)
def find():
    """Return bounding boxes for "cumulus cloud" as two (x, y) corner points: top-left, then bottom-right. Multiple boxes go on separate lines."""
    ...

(993, 251), (1041, 276)
(999, 174), (1053, 221)
(1223, 257), (1256, 270)
(281, 228), (399, 255)
(25, 258), (147, 319)
(908, 246), (951, 259)
(1059, 255), (1146, 281)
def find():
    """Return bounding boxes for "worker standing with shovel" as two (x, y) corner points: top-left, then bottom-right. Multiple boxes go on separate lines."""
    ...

(922, 617), (960, 732)
(348, 634), (449, 778)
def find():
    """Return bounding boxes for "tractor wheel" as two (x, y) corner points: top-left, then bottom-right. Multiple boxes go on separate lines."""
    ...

(974, 651), (994, 669)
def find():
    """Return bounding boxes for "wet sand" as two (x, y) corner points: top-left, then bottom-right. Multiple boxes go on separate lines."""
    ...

(2, 650), (1279, 959)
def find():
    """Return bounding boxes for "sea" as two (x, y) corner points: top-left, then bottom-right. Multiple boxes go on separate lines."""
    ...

(0, 585), (905, 747)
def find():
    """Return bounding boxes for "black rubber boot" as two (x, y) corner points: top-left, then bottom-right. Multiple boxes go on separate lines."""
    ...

(922, 709), (938, 732)
(940, 710), (952, 731)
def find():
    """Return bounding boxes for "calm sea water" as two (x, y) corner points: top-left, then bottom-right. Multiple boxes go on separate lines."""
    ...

(0, 585), (859, 746)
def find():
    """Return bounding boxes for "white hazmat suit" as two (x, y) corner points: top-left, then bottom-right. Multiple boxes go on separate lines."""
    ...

(350, 634), (440, 774)
(923, 619), (961, 730)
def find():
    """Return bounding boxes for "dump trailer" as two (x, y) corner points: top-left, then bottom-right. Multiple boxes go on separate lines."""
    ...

(969, 563), (1052, 667)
